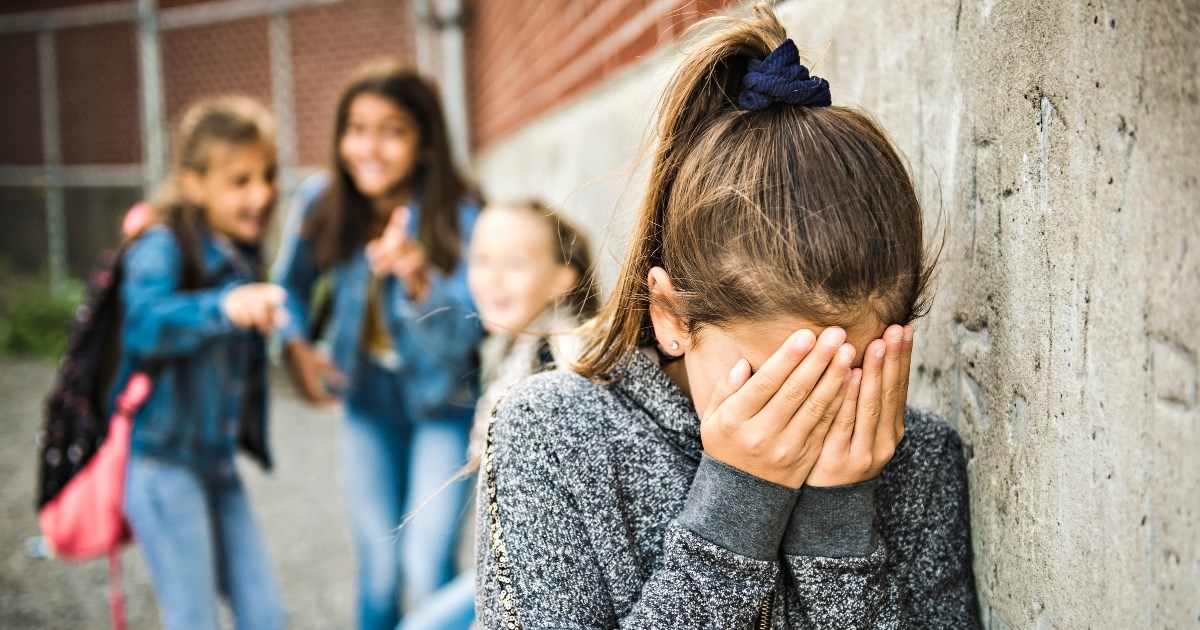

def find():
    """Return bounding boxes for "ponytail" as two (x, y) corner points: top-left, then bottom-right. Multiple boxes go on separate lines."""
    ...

(575, 5), (789, 380)
(575, 3), (932, 381)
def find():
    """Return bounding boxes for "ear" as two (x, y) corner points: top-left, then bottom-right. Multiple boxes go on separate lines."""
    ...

(549, 264), (579, 301)
(179, 170), (204, 205)
(647, 267), (687, 357)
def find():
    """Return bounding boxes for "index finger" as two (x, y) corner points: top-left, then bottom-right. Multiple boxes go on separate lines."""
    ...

(714, 329), (816, 423)
(895, 325), (914, 436)
(878, 324), (906, 445)
(390, 205), (411, 234)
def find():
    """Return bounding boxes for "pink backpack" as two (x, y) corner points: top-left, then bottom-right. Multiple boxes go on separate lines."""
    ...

(37, 372), (150, 630)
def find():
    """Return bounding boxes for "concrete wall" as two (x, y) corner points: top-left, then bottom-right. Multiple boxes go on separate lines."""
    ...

(471, 1), (1200, 627)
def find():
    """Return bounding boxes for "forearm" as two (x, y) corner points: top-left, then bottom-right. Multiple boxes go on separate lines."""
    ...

(123, 286), (238, 359)
(478, 445), (791, 628)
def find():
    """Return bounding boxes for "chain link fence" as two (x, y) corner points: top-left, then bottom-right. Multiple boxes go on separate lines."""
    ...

(0, 0), (417, 354)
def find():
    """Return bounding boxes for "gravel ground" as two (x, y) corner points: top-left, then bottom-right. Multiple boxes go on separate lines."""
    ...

(0, 358), (358, 628)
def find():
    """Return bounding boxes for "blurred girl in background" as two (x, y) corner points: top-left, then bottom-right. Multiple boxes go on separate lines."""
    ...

(399, 200), (598, 630)
(273, 59), (482, 630)
(120, 96), (287, 630)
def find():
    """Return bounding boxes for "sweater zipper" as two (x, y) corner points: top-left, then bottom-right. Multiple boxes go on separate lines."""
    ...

(758, 592), (774, 630)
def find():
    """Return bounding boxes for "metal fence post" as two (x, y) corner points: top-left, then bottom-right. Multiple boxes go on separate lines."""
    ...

(269, 7), (298, 190)
(138, 0), (165, 199)
(37, 28), (66, 294)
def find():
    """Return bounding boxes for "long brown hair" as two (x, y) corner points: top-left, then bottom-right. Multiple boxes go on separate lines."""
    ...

(575, 4), (935, 380)
(144, 96), (276, 286)
(305, 58), (473, 272)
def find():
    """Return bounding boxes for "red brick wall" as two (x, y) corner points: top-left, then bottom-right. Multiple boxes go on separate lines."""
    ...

(159, 0), (219, 7)
(57, 22), (141, 164)
(0, 32), (42, 164)
(162, 16), (274, 141)
(465, 0), (740, 149)
(290, 0), (414, 167)
(0, 0), (100, 14)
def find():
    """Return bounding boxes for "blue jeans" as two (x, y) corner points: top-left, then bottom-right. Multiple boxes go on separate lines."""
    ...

(123, 453), (285, 630)
(343, 360), (473, 630)
(395, 569), (475, 630)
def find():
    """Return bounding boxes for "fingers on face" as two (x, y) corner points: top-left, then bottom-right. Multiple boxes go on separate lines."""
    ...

(827, 367), (862, 446)
(705, 358), (750, 420)
(852, 338), (886, 457)
(782, 339), (854, 443)
(880, 324), (906, 411)
(725, 329), (816, 422)
(818, 366), (860, 456)
(896, 324), (914, 437)
(753, 327), (839, 425)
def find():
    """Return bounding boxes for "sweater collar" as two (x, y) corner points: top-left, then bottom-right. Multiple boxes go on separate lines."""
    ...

(612, 348), (703, 457)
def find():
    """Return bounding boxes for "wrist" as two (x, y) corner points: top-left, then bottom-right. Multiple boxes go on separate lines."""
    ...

(399, 270), (430, 301)
(783, 478), (879, 557)
(676, 454), (799, 560)
(284, 337), (312, 357)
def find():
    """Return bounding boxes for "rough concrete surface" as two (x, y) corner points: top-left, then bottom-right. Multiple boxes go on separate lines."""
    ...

(0, 358), (356, 628)
(474, 1), (1199, 627)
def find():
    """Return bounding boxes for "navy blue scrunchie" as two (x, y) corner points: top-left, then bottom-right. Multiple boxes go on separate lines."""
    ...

(739, 39), (831, 111)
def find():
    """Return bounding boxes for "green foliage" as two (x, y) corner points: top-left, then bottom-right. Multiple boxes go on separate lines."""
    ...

(0, 266), (84, 359)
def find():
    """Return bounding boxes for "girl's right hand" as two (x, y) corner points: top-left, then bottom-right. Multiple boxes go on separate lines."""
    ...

(284, 340), (345, 406)
(221, 283), (289, 335)
(701, 327), (856, 489)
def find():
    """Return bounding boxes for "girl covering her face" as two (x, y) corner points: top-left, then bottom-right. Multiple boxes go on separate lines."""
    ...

(475, 5), (979, 628)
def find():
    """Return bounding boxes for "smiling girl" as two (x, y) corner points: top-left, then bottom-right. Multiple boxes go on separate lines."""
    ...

(273, 59), (482, 630)
(399, 201), (598, 630)
(118, 96), (287, 629)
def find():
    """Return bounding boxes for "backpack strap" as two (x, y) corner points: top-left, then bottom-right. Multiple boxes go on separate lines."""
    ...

(108, 550), (126, 630)
(482, 406), (521, 629)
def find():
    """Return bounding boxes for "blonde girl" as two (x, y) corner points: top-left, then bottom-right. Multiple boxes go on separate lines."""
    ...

(119, 96), (287, 630)
(400, 201), (599, 630)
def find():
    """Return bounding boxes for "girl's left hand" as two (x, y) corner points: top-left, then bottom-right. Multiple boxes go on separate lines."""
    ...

(365, 206), (431, 301)
(804, 324), (914, 487)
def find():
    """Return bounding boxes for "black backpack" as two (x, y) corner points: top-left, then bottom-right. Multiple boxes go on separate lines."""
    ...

(36, 227), (203, 509)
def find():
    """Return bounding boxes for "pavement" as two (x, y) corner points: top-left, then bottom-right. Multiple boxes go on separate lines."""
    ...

(0, 357), (358, 628)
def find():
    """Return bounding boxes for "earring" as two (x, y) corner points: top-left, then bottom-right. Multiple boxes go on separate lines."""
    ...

(655, 340), (684, 364)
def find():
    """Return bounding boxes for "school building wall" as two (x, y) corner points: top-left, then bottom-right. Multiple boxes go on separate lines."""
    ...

(469, 1), (1200, 627)
(0, 0), (413, 281)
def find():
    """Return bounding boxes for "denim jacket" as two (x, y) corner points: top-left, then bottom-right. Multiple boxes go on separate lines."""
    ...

(273, 173), (482, 421)
(115, 224), (272, 476)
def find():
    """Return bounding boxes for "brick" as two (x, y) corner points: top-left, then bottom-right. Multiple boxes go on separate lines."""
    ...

(0, 33), (42, 165)
(0, 0), (99, 14)
(162, 16), (273, 140)
(289, 0), (413, 167)
(466, 0), (736, 149)
(56, 21), (140, 164)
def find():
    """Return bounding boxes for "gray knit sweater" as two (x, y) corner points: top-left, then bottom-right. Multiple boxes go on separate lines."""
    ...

(475, 349), (980, 629)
